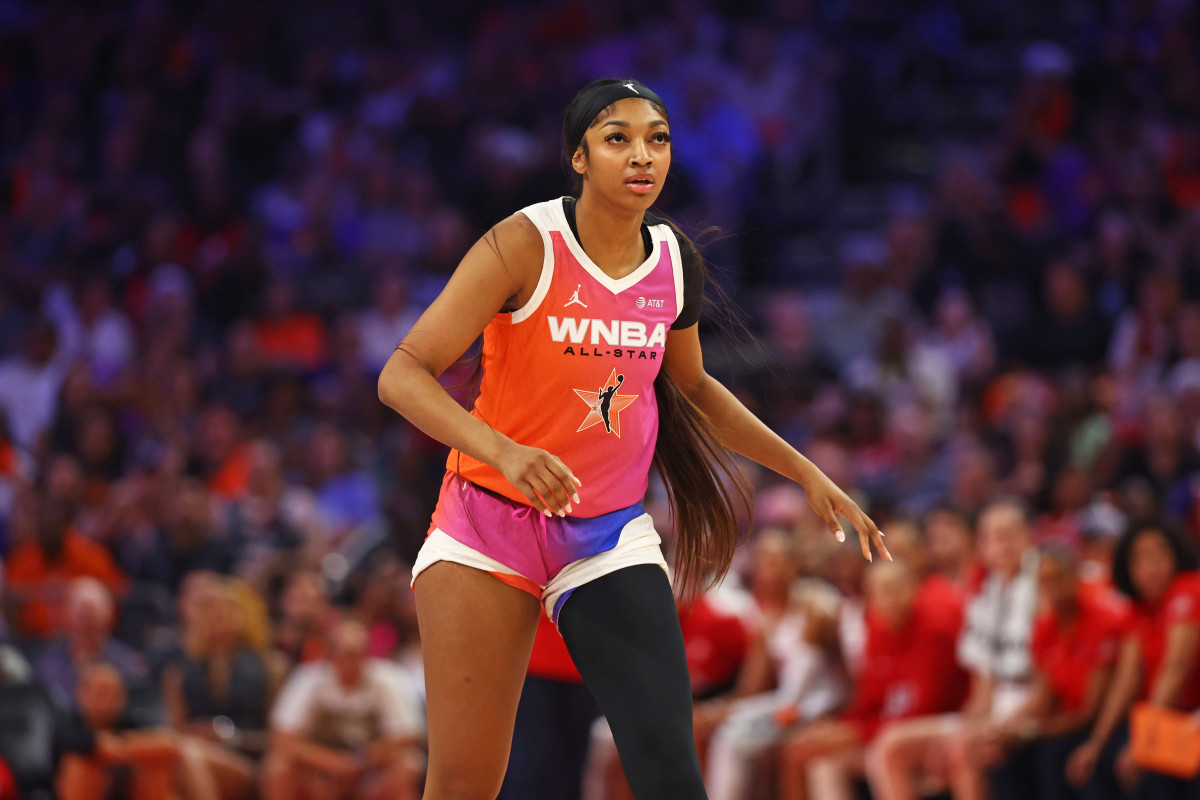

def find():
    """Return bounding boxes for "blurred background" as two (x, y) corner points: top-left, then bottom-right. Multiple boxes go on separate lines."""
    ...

(2, 0), (1200, 799)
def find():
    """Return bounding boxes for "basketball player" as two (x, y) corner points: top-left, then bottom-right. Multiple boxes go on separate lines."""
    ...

(378, 78), (889, 800)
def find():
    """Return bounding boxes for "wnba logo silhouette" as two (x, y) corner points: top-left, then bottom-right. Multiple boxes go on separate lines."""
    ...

(574, 367), (639, 437)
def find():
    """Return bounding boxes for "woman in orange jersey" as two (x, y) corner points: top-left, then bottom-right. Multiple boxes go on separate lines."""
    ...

(377, 78), (887, 800)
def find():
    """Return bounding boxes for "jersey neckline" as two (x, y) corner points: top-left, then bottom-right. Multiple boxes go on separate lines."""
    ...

(553, 197), (663, 296)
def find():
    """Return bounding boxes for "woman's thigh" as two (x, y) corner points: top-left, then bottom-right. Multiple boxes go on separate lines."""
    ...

(415, 561), (542, 799)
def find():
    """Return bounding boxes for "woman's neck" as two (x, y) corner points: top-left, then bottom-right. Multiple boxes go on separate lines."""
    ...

(574, 193), (646, 278)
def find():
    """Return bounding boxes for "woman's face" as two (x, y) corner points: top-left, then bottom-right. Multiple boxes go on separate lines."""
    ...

(573, 97), (671, 210)
(1130, 529), (1178, 605)
(1036, 557), (1076, 614)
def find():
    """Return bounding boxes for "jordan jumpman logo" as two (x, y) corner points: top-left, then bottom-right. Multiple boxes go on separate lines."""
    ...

(564, 284), (588, 309)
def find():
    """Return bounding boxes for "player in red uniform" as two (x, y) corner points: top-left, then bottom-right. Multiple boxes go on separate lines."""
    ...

(960, 545), (1127, 800)
(377, 79), (887, 800)
(779, 560), (968, 800)
(1066, 521), (1200, 800)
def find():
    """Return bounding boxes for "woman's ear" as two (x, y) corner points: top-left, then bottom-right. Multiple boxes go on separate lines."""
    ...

(571, 145), (587, 176)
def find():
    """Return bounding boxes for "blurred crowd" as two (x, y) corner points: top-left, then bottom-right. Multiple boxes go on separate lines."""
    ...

(3, 0), (1200, 798)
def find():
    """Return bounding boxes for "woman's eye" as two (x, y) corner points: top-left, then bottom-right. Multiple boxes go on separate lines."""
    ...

(606, 133), (625, 143)
(654, 133), (672, 143)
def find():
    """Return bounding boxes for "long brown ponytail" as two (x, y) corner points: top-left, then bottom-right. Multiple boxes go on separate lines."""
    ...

(651, 215), (756, 597)
(652, 367), (752, 597)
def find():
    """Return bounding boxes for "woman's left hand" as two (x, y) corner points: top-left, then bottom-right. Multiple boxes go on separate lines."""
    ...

(802, 470), (890, 562)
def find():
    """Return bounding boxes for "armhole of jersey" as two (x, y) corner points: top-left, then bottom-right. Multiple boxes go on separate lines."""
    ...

(663, 226), (685, 324)
(511, 205), (555, 324)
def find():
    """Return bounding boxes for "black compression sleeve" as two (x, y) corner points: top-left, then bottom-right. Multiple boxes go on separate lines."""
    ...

(558, 565), (708, 799)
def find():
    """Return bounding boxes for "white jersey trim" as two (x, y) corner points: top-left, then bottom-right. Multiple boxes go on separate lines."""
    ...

(550, 197), (662, 295)
(664, 229), (685, 324)
(511, 202), (557, 324)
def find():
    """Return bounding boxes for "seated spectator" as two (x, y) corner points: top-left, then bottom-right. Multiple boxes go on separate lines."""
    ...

(253, 281), (330, 374)
(121, 478), (233, 595)
(882, 545), (1125, 800)
(54, 663), (180, 800)
(348, 554), (407, 660)
(262, 619), (423, 800)
(884, 519), (968, 635)
(922, 504), (979, 590)
(163, 577), (283, 799)
(704, 579), (848, 800)
(273, 569), (336, 665)
(357, 274), (420, 374)
(778, 559), (968, 800)
(307, 424), (384, 545)
(1066, 521), (1200, 800)
(35, 577), (148, 711)
(5, 493), (127, 640)
(693, 530), (820, 771)
(224, 439), (315, 595)
(864, 499), (1039, 800)
(146, 571), (221, 676)
(193, 404), (252, 502)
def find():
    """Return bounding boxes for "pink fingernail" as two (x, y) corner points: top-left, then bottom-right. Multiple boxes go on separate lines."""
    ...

(543, 509), (552, 517)
(835, 530), (845, 543)
(573, 493), (581, 504)
(557, 510), (566, 517)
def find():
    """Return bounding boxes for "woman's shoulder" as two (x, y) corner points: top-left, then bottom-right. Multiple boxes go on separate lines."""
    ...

(484, 207), (549, 272)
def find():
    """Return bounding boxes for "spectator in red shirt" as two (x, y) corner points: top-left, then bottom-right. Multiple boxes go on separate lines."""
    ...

(971, 545), (1127, 800)
(252, 281), (330, 373)
(5, 494), (127, 640)
(1067, 521), (1200, 800)
(923, 505), (980, 591)
(778, 559), (967, 800)
(865, 498), (1039, 800)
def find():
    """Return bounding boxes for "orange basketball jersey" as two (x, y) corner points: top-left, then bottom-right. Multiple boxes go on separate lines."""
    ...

(449, 198), (687, 517)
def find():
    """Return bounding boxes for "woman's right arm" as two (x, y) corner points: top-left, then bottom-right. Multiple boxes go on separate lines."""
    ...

(377, 215), (579, 515)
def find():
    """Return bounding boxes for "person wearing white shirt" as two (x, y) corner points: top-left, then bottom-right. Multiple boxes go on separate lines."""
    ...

(263, 619), (424, 800)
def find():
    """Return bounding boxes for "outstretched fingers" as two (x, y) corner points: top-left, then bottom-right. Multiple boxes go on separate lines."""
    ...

(851, 508), (891, 563)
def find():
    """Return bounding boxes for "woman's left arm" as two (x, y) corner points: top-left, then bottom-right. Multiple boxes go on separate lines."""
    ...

(664, 325), (889, 561)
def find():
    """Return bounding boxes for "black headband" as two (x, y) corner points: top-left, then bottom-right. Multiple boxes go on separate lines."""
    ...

(565, 80), (667, 154)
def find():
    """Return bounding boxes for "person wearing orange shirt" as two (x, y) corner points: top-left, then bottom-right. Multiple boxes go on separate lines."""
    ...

(5, 495), (126, 640)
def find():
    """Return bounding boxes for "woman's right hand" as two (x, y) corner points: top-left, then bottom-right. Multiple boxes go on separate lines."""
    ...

(1065, 738), (1102, 788)
(496, 442), (581, 517)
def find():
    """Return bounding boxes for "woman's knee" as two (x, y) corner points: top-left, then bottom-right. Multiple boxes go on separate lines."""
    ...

(425, 759), (508, 800)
